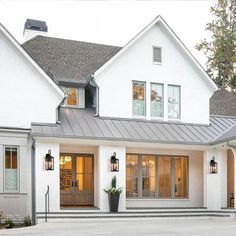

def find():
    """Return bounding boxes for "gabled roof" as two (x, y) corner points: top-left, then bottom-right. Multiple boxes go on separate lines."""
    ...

(94, 15), (218, 92)
(31, 108), (236, 146)
(22, 36), (121, 85)
(0, 23), (64, 98)
(210, 89), (236, 117)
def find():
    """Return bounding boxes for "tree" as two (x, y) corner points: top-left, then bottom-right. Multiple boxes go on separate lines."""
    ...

(196, 0), (236, 90)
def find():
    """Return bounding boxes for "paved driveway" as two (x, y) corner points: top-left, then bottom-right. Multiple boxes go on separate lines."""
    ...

(1, 218), (236, 236)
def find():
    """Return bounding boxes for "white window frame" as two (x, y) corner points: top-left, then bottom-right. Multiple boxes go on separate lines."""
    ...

(168, 84), (181, 120)
(132, 81), (146, 118)
(153, 46), (162, 64)
(3, 146), (20, 193)
(150, 83), (164, 119)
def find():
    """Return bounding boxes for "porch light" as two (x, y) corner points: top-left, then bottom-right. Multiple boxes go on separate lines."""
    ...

(210, 156), (218, 174)
(45, 149), (54, 171)
(111, 152), (119, 172)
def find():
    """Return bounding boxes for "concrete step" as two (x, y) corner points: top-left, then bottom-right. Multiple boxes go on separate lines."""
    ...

(36, 211), (232, 219)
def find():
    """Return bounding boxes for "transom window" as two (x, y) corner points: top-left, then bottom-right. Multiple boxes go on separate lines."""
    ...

(150, 83), (164, 118)
(153, 46), (162, 63)
(4, 146), (19, 192)
(65, 88), (78, 106)
(126, 154), (188, 199)
(168, 85), (180, 119)
(133, 81), (146, 117)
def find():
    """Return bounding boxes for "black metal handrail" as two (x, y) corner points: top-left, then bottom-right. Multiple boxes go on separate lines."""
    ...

(45, 185), (49, 222)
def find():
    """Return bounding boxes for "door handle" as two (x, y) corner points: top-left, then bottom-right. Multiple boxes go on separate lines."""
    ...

(71, 181), (74, 187)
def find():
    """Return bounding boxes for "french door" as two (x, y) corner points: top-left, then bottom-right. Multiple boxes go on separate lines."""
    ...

(60, 154), (94, 206)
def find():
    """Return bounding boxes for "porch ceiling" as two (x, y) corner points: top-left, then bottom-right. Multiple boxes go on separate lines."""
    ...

(31, 108), (236, 146)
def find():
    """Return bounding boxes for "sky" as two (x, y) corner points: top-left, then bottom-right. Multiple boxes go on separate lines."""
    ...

(0, 0), (217, 67)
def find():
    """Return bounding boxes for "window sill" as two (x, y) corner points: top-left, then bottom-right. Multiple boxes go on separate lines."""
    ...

(153, 62), (162, 65)
(126, 198), (190, 201)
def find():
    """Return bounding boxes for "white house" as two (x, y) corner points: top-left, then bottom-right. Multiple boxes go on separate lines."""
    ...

(1, 16), (236, 223)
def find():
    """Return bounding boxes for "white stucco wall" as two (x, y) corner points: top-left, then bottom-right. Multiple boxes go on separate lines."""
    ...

(96, 23), (213, 124)
(98, 145), (126, 212)
(203, 149), (227, 210)
(0, 30), (62, 128)
(35, 141), (60, 212)
(126, 147), (204, 208)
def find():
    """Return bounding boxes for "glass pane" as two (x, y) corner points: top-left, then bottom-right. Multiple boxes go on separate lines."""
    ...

(76, 156), (83, 173)
(157, 156), (171, 198)
(5, 147), (18, 191)
(151, 83), (163, 118)
(174, 157), (187, 198)
(76, 174), (93, 191)
(126, 155), (139, 197)
(66, 88), (78, 106)
(84, 157), (92, 174)
(141, 155), (156, 197)
(60, 155), (72, 191)
(168, 85), (180, 119)
(133, 82), (145, 116)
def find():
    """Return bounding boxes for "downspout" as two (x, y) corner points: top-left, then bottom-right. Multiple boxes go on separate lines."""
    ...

(31, 138), (36, 225)
(88, 74), (99, 116)
(56, 96), (67, 124)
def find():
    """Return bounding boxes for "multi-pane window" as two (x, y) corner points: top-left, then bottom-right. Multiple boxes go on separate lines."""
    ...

(153, 47), (162, 63)
(126, 154), (188, 199)
(4, 146), (19, 192)
(133, 81), (146, 117)
(168, 85), (180, 119)
(150, 83), (164, 118)
(126, 155), (139, 197)
(65, 88), (78, 106)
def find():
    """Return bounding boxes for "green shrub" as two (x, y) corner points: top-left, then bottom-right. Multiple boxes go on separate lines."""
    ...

(4, 218), (14, 229)
(23, 215), (32, 227)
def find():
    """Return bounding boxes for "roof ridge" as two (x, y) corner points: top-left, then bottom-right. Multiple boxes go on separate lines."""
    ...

(23, 35), (122, 49)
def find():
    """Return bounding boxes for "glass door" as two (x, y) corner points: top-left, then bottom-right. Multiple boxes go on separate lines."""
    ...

(60, 154), (94, 207)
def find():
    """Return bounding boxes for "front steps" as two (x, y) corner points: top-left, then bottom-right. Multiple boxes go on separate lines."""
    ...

(36, 208), (235, 220)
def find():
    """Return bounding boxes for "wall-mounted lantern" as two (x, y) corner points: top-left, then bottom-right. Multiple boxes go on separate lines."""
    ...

(210, 156), (218, 174)
(110, 152), (119, 172)
(45, 149), (54, 171)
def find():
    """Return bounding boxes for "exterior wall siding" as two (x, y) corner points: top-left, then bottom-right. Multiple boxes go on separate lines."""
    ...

(96, 24), (213, 124)
(0, 132), (31, 221)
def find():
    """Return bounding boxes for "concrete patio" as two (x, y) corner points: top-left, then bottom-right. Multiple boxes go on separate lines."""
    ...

(1, 218), (236, 236)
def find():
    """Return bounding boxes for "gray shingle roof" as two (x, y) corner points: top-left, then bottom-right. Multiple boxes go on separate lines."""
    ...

(31, 108), (236, 145)
(210, 89), (236, 117)
(22, 36), (121, 84)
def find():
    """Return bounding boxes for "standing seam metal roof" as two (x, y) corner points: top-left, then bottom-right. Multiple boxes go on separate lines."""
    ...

(31, 108), (236, 145)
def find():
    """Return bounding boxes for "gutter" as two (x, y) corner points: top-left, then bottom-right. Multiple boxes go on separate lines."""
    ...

(226, 141), (236, 149)
(31, 138), (36, 225)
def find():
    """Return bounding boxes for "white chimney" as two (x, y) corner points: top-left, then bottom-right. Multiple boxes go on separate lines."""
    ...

(23, 19), (48, 41)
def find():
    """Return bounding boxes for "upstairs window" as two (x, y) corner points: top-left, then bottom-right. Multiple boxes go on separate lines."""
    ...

(65, 88), (78, 107)
(133, 81), (146, 117)
(150, 83), (164, 118)
(153, 47), (162, 64)
(4, 146), (19, 192)
(168, 85), (180, 119)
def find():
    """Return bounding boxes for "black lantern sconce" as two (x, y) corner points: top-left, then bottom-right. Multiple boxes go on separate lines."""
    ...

(210, 156), (218, 174)
(45, 149), (54, 171)
(110, 152), (119, 172)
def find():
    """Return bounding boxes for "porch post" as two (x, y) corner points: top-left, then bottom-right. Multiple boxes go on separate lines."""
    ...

(203, 149), (227, 210)
(97, 145), (126, 212)
(230, 148), (236, 210)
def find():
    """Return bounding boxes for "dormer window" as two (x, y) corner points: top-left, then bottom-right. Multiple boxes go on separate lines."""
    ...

(65, 88), (78, 107)
(153, 46), (162, 64)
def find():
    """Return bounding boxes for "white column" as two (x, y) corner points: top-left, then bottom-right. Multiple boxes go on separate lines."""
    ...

(97, 145), (126, 212)
(35, 141), (60, 212)
(230, 148), (236, 210)
(203, 149), (227, 210)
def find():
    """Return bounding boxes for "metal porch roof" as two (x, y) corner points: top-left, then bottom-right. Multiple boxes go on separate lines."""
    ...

(31, 108), (236, 145)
